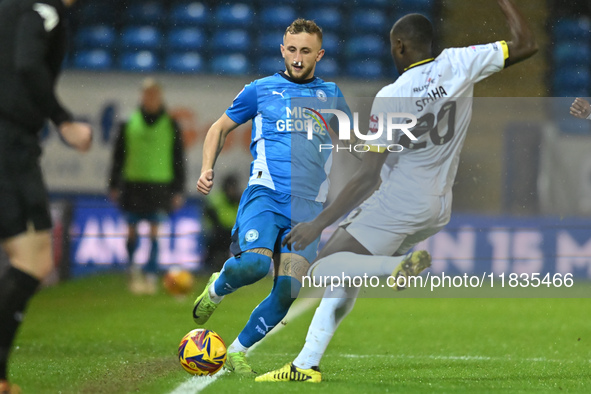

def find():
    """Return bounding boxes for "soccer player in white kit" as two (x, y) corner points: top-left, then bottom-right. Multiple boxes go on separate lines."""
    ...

(256, 0), (538, 383)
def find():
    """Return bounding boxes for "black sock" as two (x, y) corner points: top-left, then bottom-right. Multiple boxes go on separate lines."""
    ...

(0, 266), (40, 380)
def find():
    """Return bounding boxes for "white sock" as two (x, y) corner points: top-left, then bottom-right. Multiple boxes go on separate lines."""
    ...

(293, 286), (359, 369)
(310, 252), (406, 279)
(227, 338), (249, 354)
(208, 281), (224, 304)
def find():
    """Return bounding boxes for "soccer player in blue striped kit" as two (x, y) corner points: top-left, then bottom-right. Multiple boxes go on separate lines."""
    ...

(191, 19), (356, 374)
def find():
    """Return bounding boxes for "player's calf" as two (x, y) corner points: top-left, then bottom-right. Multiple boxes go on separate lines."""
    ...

(214, 252), (272, 296)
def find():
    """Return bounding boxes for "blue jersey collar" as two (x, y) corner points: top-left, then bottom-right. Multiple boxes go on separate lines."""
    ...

(279, 71), (317, 85)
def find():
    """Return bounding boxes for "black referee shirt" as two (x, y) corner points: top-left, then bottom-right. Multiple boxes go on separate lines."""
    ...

(0, 0), (73, 132)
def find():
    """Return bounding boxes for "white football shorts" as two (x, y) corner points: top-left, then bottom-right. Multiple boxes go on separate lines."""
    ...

(341, 187), (452, 256)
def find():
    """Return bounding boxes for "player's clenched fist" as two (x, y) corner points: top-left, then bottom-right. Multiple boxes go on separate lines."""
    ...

(570, 98), (591, 120)
(59, 121), (93, 152)
(283, 221), (323, 251)
(197, 169), (214, 195)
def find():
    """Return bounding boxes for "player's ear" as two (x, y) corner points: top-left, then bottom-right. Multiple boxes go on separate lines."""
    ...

(316, 49), (325, 62)
(280, 44), (285, 58)
(397, 39), (405, 55)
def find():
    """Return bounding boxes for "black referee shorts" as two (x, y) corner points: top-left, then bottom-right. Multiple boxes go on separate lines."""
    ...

(0, 120), (52, 240)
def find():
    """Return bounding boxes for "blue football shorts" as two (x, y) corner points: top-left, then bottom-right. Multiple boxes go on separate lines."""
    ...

(230, 184), (322, 263)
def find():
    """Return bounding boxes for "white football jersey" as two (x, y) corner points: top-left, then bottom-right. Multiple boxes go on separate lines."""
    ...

(368, 41), (508, 196)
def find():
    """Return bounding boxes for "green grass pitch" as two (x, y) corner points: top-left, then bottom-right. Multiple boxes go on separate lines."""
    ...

(9, 274), (591, 393)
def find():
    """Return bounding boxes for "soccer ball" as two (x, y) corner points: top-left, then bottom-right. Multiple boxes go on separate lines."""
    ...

(178, 329), (227, 375)
(163, 268), (194, 296)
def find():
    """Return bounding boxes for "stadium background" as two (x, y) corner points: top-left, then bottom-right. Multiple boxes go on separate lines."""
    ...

(2, 0), (591, 282)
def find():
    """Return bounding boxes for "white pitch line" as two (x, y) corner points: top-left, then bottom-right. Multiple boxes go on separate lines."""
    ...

(169, 294), (321, 394)
(169, 370), (227, 394)
(260, 352), (590, 364)
(339, 353), (589, 364)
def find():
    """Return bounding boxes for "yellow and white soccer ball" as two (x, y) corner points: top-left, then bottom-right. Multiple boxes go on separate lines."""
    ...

(178, 329), (227, 375)
(163, 268), (194, 296)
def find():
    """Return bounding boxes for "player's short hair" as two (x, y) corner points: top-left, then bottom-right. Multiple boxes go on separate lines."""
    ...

(391, 14), (433, 47)
(285, 18), (323, 42)
(141, 77), (162, 91)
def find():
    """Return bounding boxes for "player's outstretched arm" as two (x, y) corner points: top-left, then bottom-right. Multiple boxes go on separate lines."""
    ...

(197, 113), (240, 195)
(284, 151), (388, 251)
(570, 98), (591, 120)
(497, 0), (538, 67)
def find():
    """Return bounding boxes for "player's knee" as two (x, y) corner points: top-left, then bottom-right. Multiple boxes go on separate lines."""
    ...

(230, 252), (271, 282)
(278, 253), (311, 282)
(127, 225), (138, 239)
(149, 224), (159, 238)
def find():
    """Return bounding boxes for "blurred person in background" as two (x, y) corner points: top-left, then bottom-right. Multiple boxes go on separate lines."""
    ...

(202, 174), (241, 273)
(0, 0), (92, 392)
(569, 97), (591, 119)
(108, 78), (186, 295)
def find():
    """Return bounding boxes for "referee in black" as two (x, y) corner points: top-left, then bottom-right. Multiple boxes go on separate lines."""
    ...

(0, 0), (92, 392)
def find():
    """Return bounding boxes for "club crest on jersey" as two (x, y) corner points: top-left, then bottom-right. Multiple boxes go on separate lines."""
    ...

(245, 229), (259, 242)
(316, 89), (327, 102)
